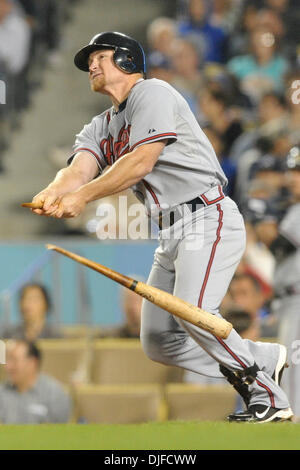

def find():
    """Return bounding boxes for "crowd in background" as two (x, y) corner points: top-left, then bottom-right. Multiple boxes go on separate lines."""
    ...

(144, 0), (300, 338)
(0, 0), (80, 171)
(0, 0), (300, 423)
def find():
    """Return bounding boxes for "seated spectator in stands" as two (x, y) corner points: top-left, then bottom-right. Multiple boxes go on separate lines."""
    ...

(198, 87), (243, 156)
(258, 92), (289, 140)
(146, 17), (177, 58)
(227, 1), (260, 58)
(203, 125), (236, 198)
(97, 285), (143, 339)
(262, 0), (300, 54)
(2, 283), (62, 341)
(225, 309), (260, 342)
(177, 0), (228, 64)
(285, 68), (300, 143)
(227, 26), (290, 105)
(18, 0), (61, 53)
(210, 0), (242, 35)
(203, 70), (253, 114)
(0, 0), (31, 128)
(147, 51), (174, 83)
(0, 340), (71, 423)
(228, 273), (277, 337)
(169, 38), (204, 112)
(230, 91), (288, 165)
(0, 0), (31, 76)
(250, 154), (285, 190)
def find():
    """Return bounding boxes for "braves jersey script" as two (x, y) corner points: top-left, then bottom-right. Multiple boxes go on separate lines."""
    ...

(273, 202), (300, 296)
(70, 78), (227, 216)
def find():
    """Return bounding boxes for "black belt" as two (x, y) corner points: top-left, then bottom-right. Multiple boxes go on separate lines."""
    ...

(158, 196), (205, 230)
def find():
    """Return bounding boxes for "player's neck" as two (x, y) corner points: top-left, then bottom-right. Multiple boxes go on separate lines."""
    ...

(108, 75), (144, 112)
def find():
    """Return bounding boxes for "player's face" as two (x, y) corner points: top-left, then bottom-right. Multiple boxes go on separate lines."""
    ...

(88, 49), (123, 93)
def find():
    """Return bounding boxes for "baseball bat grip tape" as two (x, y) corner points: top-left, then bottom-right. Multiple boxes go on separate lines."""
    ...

(46, 244), (232, 339)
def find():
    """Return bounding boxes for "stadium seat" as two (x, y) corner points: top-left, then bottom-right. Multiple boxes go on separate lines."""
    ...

(37, 339), (92, 385)
(60, 325), (101, 339)
(91, 339), (183, 385)
(74, 384), (163, 424)
(165, 384), (237, 421)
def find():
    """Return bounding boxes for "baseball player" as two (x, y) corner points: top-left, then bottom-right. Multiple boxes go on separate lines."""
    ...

(31, 32), (292, 422)
(246, 145), (300, 422)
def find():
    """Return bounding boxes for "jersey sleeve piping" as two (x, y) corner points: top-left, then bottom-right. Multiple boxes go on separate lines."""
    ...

(130, 132), (177, 152)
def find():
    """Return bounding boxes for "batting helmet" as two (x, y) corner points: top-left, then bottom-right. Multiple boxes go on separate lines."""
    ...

(74, 31), (146, 75)
(286, 145), (300, 170)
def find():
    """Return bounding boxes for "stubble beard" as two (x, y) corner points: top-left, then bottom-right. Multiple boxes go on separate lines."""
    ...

(90, 75), (105, 93)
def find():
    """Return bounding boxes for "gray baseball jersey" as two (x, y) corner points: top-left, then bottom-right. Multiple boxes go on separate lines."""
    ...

(70, 78), (227, 215)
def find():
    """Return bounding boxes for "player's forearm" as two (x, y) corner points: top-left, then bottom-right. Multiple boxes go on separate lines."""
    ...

(76, 151), (152, 203)
(47, 166), (91, 196)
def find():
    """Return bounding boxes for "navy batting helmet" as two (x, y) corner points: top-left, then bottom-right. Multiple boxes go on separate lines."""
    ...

(74, 31), (146, 75)
(286, 145), (300, 170)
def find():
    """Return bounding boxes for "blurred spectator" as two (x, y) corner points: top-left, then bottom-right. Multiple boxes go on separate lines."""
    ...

(227, 26), (290, 104)
(0, 0), (31, 76)
(146, 17), (177, 58)
(203, 125), (236, 198)
(210, 0), (243, 35)
(198, 87), (243, 156)
(0, 0), (31, 127)
(228, 273), (278, 337)
(169, 38), (204, 112)
(262, 0), (300, 56)
(147, 51), (174, 83)
(18, 0), (62, 53)
(232, 89), (288, 162)
(249, 154), (287, 195)
(177, 0), (228, 64)
(227, 2), (260, 58)
(225, 309), (260, 341)
(258, 92), (289, 140)
(0, 0), (76, 167)
(0, 340), (71, 423)
(2, 283), (62, 341)
(97, 285), (143, 339)
(285, 68), (300, 143)
(232, 91), (290, 200)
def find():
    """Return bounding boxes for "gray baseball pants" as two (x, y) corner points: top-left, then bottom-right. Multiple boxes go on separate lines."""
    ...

(140, 196), (290, 409)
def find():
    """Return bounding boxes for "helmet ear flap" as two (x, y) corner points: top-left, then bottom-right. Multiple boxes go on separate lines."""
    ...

(113, 48), (137, 73)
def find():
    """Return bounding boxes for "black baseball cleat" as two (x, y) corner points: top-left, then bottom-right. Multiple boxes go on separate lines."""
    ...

(227, 404), (293, 423)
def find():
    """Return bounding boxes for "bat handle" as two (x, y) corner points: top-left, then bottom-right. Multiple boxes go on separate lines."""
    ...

(21, 202), (44, 209)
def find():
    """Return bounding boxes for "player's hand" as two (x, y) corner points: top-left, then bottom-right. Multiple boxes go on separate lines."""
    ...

(50, 192), (86, 218)
(31, 188), (61, 216)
